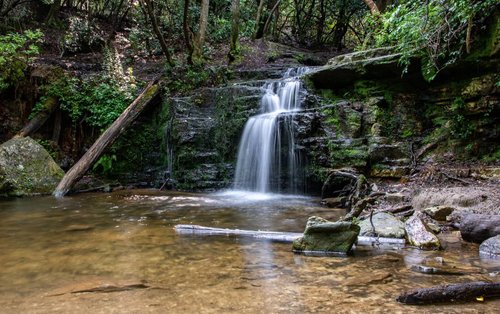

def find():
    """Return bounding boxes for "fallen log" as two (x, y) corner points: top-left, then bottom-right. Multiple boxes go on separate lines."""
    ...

(396, 281), (500, 305)
(174, 224), (405, 246)
(175, 224), (302, 242)
(53, 80), (161, 197)
(16, 96), (58, 137)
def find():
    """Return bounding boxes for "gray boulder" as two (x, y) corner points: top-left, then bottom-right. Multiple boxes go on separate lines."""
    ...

(479, 235), (500, 257)
(292, 216), (360, 254)
(405, 213), (441, 250)
(359, 212), (405, 238)
(460, 214), (500, 243)
(0, 137), (64, 196)
(422, 205), (455, 221)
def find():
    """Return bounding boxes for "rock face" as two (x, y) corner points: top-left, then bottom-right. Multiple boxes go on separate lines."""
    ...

(166, 84), (262, 191)
(460, 214), (500, 244)
(359, 212), (405, 238)
(158, 47), (498, 192)
(479, 235), (500, 257)
(0, 137), (64, 196)
(405, 213), (441, 250)
(292, 216), (360, 253)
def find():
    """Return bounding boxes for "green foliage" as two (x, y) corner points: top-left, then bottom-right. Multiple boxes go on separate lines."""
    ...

(482, 148), (500, 162)
(93, 154), (117, 176)
(0, 29), (43, 91)
(368, 0), (499, 81)
(61, 16), (104, 54)
(34, 48), (136, 129)
(35, 139), (58, 160)
(449, 97), (474, 140)
(166, 64), (229, 94)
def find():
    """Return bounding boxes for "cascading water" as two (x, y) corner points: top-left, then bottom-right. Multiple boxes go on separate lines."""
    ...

(233, 67), (309, 193)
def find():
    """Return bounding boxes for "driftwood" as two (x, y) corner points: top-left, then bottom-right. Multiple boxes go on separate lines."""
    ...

(397, 281), (500, 305)
(16, 96), (58, 137)
(53, 80), (161, 197)
(174, 224), (405, 246)
(175, 224), (302, 242)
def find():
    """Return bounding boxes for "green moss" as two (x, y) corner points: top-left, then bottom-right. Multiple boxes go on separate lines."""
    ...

(482, 148), (500, 162)
(327, 140), (368, 168)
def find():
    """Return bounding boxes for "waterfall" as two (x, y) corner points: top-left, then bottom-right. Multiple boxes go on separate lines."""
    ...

(233, 67), (309, 193)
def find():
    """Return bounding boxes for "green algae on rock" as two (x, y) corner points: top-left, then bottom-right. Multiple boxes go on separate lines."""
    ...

(292, 216), (360, 254)
(0, 137), (64, 196)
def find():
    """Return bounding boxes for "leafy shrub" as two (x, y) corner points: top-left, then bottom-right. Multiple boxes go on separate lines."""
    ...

(368, 0), (499, 80)
(0, 29), (43, 91)
(34, 45), (137, 128)
(61, 16), (104, 55)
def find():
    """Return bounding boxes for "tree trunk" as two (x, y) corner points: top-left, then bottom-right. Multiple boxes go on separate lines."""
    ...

(142, 0), (174, 66)
(253, 0), (265, 39)
(183, 0), (194, 63)
(262, 0), (282, 38)
(363, 0), (380, 15)
(53, 80), (161, 197)
(16, 97), (58, 138)
(397, 282), (500, 305)
(228, 0), (240, 63)
(191, 0), (210, 64)
(45, 0), (62, 24)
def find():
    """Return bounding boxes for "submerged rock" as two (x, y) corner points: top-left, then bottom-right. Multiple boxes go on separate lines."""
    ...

(358, 212), (405, 238)
(292, 216), (360, 254)
(0, 137), (64, 196)
(405, 213), (441, 250)
(460, 214), (500, 244)
(480, 235), (500, 257)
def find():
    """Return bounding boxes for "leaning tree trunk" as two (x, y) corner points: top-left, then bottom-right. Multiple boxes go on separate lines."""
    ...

(191, 0), (210, 64)
(53, 80), (161, 197)
(262, 0), (282, 39)
(16, 96), (58, 138)
(142, 0), (174, 66)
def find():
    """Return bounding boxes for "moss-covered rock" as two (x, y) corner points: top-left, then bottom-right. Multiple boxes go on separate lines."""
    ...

(292, 216), (360, 253)
(0, 137), (64, 196)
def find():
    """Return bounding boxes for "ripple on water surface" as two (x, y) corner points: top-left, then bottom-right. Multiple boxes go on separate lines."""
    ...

(0, 190), (498, 313)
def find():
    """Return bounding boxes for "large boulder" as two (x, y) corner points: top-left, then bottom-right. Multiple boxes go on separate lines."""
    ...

(479, 235), (500, 257)
(460, 214), (500, 244)
(292, 216), (360, 254)
(405, 213), (441, 250)
(0, 137), (64, 196)
(359, 212), (405, 238)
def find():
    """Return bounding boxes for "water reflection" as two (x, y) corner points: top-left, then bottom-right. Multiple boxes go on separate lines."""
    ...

(0, 190), (498, 313)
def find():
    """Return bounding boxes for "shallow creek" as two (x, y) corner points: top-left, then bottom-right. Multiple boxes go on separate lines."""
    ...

(0, 190), (498, 313)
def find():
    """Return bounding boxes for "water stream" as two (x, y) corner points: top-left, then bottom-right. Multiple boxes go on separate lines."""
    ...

(234, 68), (309, 193)
(0, 191), (498, 313)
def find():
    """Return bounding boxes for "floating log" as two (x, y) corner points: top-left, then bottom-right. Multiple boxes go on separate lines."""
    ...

(174, 224), (406, 246)
(53, 80), (161, 197)
(396, 281), (500, 305)
(16, 96), (58, 137)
